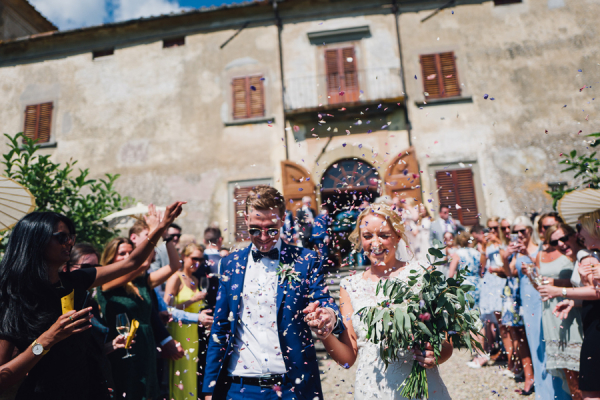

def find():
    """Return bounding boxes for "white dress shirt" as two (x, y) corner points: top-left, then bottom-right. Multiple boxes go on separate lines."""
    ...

(228, 239), (287, 377)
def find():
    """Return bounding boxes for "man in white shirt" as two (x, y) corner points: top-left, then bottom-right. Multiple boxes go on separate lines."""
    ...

(203, 185), (344, 400)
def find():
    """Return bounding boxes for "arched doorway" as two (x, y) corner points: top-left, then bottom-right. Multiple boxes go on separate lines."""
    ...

(320, 158), (381, 266)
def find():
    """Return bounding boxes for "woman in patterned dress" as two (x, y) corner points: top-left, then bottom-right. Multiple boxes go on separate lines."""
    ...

(501, 216), (536, 395)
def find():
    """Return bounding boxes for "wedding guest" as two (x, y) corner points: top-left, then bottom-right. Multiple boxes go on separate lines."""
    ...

(573, 210), (600, 400)
(97, 208), (185, 400)
(448, 231), (486, 369)
(414, 204), (433, 262)
(479, 217), (510, 365)
(202, 185), (343, 399)
(430, 205), (464, 246)
(164, 243), (210, 400)
(501, 216), (535, 394)
(150, 223), (183, 274)
(438, 232), (456, 277)
(200, 227), (223, 310)
(0, 202), (184, 400)
(296, 196), (316, 248)
(321, 202), (453, 399)
(283, 209), (297, 245)
(533, 223), (584, 400)
(537, 212), (563, 251)
(312, 208), (332, 262)
(500, 218), (512, 244)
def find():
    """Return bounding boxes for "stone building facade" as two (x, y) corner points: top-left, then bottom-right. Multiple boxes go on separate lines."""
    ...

(0, 0), (55, 40)
(0, 0), (597, 244)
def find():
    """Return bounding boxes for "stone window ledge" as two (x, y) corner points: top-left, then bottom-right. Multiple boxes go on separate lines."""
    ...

(414, 96), (473, 107)
(224, 116), (274, 126)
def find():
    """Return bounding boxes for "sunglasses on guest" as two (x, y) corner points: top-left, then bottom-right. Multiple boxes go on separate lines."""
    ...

(191, 257), (204, 263)
(53, 232), (76, 245)
(513, 229), (528, 235)
(70, 263), (101, 269)
(549, 232), (573, 247)
(248, 228), (280, 237)
(488, 226), (499, 231)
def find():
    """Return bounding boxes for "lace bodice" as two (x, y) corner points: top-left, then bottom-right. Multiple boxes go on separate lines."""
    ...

(340, 262), (451, 400)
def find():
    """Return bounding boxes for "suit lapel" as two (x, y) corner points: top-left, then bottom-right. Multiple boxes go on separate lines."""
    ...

(276, 243), (297, 316)
(230, 245), (251, 332)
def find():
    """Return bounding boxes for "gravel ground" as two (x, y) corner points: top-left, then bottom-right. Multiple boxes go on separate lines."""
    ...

(319, 350), (526, 399)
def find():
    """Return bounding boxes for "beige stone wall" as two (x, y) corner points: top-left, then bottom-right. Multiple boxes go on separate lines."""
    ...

(281, 11), (410, 194)
(400, 0), (600, 221)
(0, 24), (284, 244)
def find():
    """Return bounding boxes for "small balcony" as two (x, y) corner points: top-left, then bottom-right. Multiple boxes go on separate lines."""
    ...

(284, 67), (404, 112)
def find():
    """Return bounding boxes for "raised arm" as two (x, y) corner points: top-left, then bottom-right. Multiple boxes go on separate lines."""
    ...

(148, 240), (181, 288)
(92, 201), (185, 289)
(320, 287), (359, 367)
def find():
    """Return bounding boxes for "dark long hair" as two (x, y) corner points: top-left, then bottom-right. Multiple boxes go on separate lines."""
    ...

(0, 212), (76, 345)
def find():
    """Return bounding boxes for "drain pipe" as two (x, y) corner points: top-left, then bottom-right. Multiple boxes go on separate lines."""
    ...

(273, 0), (289, 160)
(392, 0), (412, 145)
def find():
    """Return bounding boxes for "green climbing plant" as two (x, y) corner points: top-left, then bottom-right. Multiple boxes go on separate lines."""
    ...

(1, 133), (132, 251)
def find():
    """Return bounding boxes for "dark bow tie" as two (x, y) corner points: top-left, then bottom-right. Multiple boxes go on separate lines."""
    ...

(252, 248), (279, 262)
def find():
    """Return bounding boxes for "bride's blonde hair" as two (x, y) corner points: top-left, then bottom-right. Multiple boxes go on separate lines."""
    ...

(349, 203), (411, 254)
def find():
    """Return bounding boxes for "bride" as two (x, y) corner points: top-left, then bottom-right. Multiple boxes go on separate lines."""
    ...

(320, 203), (453, 399)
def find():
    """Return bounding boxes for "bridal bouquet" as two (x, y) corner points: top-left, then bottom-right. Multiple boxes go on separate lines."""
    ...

(358, 247), (483, 399)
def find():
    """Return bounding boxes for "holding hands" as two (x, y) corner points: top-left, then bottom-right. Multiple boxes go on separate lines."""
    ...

(303, 301), (337, 339)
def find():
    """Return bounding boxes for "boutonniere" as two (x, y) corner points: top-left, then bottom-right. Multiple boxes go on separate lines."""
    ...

(277, 262), (301, 285)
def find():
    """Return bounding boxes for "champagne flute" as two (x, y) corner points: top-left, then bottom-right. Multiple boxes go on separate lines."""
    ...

(116, 313), (134, 359)
(199, 277), (208, 293)
(166, 295), (175, 314)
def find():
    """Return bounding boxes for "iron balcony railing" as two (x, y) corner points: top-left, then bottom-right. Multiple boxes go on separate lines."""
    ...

(284, 67), (404, 111)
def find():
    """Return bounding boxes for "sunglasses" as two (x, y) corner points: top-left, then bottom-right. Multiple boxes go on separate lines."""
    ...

(542, 225), (555, 230)
(191, 257), (204, 263)
(248, 228), (280, 237)
(53, 232), (76, 245)
(488, 226), (499, 231)
(549, 232), (573, 247)
(71, 263), (101, 269)
(502, 226), (511, 230)
(513, 229), (527, 235)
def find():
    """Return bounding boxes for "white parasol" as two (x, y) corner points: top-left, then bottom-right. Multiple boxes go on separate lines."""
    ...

(103, 202), (186, 222)
(0, 176), (36, 232)
(557, 188), (600, 226)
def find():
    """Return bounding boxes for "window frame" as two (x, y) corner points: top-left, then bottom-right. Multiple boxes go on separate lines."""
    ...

(23, 102), (54, 145)
(324, 46), (360, 105)
(231, 75), (266, 121)
(419, 52), (461, 100)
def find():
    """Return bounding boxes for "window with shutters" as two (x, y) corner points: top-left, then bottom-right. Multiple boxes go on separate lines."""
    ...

(419, 52), (461, 99)
(325, 47), (360, 104)
(233, 186), (254, 242)
(232, 75), (265, 120)
(435, 168), (479, 225)
(23, 102), (53, 144)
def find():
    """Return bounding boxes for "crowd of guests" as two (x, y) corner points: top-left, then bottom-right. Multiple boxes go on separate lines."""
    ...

(397, 202), (600, 400)
(2, 188), (600, 400)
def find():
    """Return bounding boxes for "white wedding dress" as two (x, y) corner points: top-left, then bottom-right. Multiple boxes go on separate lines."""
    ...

(340, 262), (452, 400)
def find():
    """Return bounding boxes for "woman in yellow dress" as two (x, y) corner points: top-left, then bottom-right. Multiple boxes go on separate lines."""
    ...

(163, 244), (206, 400)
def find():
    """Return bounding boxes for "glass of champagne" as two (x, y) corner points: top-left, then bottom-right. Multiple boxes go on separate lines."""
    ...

(200, 277), (208, 293)
(116, 313), (134, 359)
(166, 295), (175, 314)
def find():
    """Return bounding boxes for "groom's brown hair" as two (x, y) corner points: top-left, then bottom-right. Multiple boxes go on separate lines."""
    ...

(245, 185), (286, 218)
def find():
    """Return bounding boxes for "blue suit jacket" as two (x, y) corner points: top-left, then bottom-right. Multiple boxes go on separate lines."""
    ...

(202, 242), (344, 399)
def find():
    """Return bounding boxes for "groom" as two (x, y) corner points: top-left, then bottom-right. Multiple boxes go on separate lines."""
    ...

(202, 185), (344, 400)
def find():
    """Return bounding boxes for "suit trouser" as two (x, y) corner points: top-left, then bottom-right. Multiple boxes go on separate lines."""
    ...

(225, 381), (296, 400)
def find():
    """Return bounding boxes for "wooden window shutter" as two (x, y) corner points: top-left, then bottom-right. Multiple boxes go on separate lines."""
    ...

(325, 47), (359, 104)
(420, 52), (460, 99)
(248, 76), (265, 118)
(435, 168), (479, 225)
(234, 186), (253, 242)
(24, 102), (53, 143)
(232, 76), (264, 120)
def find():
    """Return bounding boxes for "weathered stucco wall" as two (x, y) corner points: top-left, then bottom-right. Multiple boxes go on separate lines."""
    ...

(401, 0), (600, 220)
(0, 23), (284, 242)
